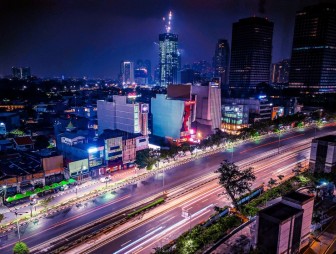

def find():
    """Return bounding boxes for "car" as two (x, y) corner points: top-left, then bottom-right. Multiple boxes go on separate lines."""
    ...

(100, 176), (111, 183)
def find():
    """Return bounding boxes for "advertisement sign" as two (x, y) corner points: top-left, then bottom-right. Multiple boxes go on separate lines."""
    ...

(68, 159), (89, 176)
(141, 103), (149, 113)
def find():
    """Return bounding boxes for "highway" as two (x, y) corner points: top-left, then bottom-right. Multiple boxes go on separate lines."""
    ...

(0, 125), (334, 254)
(78, 137), (312, 254)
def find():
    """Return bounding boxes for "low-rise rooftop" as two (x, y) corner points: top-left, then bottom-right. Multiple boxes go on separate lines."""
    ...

(259, 202), (302, 222)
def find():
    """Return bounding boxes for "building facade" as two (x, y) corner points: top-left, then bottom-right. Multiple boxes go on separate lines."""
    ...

(256, 192), (314, 253)
(120, 61), (135, 85)
(213, 39), (230, 87)
(309, 135), (336, 173)
(159, 33), (179, 86)
(97, 96), (148, 135)
(229, 17), (274, 92)
(222, 104), (249, 134)
(289, 3), (336, 93)
(271, 59), (290, 87)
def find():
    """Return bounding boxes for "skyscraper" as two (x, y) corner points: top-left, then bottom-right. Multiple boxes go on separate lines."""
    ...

(120, 61), (134, 85)
(271, 59), (290, 85)
(213, 39), (230, 87)
(229, 17), (274, 93)
(159, 11), (179, 87)
(12, 67), (31, 79)
(288, 3), (336, 93)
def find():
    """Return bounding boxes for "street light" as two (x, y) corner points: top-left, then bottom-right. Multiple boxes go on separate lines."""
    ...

(75, 185), (78, 198)
(2, 185), (7, 205)
(11, 209), (28, 242)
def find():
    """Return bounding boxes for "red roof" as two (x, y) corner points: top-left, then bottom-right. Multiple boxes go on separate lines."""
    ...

(14, 136), (33, 146)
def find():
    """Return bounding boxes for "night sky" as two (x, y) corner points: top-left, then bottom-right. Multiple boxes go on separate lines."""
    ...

(0, 0), (324, 78)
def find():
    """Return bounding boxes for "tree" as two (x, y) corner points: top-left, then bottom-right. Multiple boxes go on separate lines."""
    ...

(216, 160), (256, 211)
(39, 196), (54, 212)
(13, 241), (29, 254)
(0, 213), (3, 223)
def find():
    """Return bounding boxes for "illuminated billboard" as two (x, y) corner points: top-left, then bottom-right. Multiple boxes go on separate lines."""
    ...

(68, 159), (89, 176)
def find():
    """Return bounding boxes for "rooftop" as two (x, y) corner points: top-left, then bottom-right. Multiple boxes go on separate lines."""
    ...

(13, 136), (34, 146)
(283, 191), (314, 205)
(259, 202), (302, 221)
(0, 152), (43, 181)
(99, 129), (142, 140)
(314, 135), (336, 143)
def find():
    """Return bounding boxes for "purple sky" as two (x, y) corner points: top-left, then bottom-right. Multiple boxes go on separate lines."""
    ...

(0, 0), (323, 78)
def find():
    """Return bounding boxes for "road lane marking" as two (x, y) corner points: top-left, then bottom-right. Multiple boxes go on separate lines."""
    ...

(239, 133), (305, 154)
(114, 226), (163, 254)
(121, 240), (132, 247)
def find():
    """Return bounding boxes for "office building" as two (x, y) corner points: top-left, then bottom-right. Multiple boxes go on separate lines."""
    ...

(151, 94), (195, 142)
(159, 11), (179, 87)
(213, 39), (230, 87)
(229, 17), (274, 92)
(180, 68), (194, 84)
(222, 104), (249, 134)
(222, 96), (273, 124)
(120, 61), (134, 85)
(256, 192), (314, 253)
(271, 59), (290, 86)
(309, 135), (336, 173)
(97, 96), (148, 135)
(12, 67), (31, 79)
(289, 3), (336, 93)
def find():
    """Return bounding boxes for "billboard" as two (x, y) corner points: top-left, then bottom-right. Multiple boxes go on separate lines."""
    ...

(68, 159), (89, 176)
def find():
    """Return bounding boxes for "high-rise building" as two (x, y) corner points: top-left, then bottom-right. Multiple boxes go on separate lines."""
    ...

(213, 39), (230, 87)
(12, 67), (31, 79)
(136, 59), (152, 84)
(229, 17), (274, 92)
(288, 3), (336, 93)
(97, 96), (148, 135)
(159, 11), (179, 87)
(120, 61), (134, 85)
(271, 59), (290, 85)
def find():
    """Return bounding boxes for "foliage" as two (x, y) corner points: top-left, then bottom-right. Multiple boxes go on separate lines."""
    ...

(135, 149), (158, 170)
(13, 241), (29, 254)
(216, 160), (256, 211)
(159, 215), (241, 254)
(39, 196), (54, 211)
(127, 197), (164, 218)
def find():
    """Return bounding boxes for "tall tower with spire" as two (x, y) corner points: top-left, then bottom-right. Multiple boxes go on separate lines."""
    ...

(159, 11), (179, 87)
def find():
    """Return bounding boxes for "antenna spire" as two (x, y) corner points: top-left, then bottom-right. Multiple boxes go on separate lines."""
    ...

(163, 11), (173, 33)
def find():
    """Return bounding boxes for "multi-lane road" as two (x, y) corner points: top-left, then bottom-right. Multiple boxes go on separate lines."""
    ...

(0, 125), (334, 254)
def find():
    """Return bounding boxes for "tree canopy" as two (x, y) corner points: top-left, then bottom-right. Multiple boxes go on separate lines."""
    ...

(216, 160), (256, 211)
(13, 242), (29, 254)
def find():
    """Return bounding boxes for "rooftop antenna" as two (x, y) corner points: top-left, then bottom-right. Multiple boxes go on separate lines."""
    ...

(163, 11), (173, 33)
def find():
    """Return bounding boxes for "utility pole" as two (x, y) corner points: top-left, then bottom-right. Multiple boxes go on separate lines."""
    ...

(12, 209), (28, 242)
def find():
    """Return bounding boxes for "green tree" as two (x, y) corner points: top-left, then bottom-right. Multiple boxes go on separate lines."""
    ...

(136, 149), (158, 170)
(216, 160), (255, 211)
(39, 196), (54, 212)
(13, 241), (29, 254)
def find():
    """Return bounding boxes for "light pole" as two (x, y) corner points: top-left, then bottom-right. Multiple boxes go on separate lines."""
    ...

(2, 185), (6, 205)
(277, 130), (282, 154)
(75, 185), (78, 198)
(12, 209), (28, 242)
(29, 201), (34, 218)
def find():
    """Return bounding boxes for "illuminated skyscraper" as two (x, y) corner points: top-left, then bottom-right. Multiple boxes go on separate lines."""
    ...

(289, 3), (336, 93)
(159, 11), (179, 87)
(120, 61), (134, 85)
(213, 39), (230, 87)
(229, 17), (273, 93)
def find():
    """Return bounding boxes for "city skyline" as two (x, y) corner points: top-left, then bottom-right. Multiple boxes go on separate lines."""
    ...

(0, 0), (328, 78)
